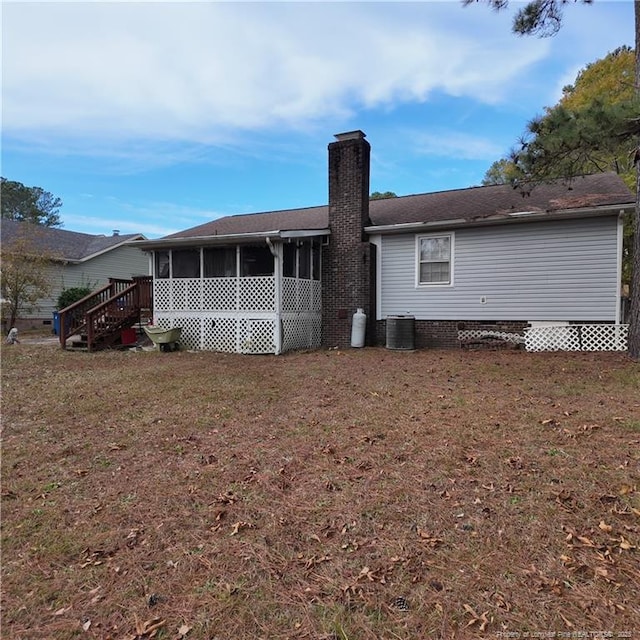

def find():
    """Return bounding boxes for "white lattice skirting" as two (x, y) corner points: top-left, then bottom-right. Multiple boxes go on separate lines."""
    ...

(153, 277), (322, 354)
(524, 324), (628, 352)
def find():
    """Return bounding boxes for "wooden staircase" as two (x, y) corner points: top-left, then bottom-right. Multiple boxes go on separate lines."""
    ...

(58, 276), (152, 352)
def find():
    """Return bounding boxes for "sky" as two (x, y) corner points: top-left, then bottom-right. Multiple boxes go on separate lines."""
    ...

(1, 1), (636, 239)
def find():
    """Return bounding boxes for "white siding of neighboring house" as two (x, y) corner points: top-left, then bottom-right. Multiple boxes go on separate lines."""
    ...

(375, 216), (621, 322)
(32, 245), (149, 321)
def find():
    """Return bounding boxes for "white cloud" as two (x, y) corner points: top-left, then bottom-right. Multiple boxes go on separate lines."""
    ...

(62, 213), (176, 238)
(3, 2), (548, 153)
(63, 196), (227, 237)
(549, 64), (583, 105)
(410, 130), (505, 161)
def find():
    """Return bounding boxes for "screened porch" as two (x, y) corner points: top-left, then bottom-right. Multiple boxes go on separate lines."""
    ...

(150, 237), (323, 354)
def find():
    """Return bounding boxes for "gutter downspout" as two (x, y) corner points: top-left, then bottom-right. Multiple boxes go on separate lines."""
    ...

(616, 212), (624, 325)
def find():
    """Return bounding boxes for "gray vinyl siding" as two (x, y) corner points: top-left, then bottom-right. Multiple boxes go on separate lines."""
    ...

(32, 246), (149, 320)
(378, 217), (619, 322)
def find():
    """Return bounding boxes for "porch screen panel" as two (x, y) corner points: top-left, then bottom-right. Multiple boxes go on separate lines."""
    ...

(173, 249), (201, 278)
(204, 248), (236, 277)
(312, 243), (321, 281)
(241, 246), (274, 276)
(298, 242), (311, 279)
(155, 251), (170, 278)
(283, 244), (296, 278)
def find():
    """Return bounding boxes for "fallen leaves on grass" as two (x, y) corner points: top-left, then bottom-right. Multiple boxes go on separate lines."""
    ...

(87, 586), (103, 605)
(563, 526), (637, 554)
(4, 346), (640, 638)
(177, 623), (192, 637)
(618, 536), (636, 551)
(559, 612), (574, 629)
(416, 527), (443, 548)
(79, 547), (116, 568)
(126, 527), (144, 547)
(124, 616), (166, 640)
(298, 553), (332, 570)
(213, 491), (238, 505)
(230, 521), (254, 536)
(598, 520), (613, 533)
(463, 604), (491, 631)
(357, 566), (379, 582)
(523, 565), (564, 596)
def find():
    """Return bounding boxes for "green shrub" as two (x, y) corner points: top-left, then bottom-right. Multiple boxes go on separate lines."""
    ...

(57, 287), (92, 310)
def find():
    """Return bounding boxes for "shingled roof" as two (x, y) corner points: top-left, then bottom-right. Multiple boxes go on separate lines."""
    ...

(367, 172), (633, 228)
(165, 205), (328, 239)
(162, 172), (633, 241)
(1, 219), (145, 261)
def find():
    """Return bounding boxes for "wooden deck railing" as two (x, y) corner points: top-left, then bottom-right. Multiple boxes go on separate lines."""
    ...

(132, 275), (153, 309)
(85, 283), (138, 351)
(58, 276), (152, 351)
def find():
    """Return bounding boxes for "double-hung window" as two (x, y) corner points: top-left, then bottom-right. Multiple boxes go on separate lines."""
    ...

(417, 234), (453, 286)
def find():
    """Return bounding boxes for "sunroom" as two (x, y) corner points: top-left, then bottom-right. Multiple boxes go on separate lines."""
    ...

(140, 231), (326, 354)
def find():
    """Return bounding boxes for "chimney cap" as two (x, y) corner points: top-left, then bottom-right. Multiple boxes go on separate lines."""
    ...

(334, 130), (366, 142)
(112, 229), (120, 236)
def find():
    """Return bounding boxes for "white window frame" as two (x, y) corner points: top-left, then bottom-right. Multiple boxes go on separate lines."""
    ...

(415, 233), (454, 287)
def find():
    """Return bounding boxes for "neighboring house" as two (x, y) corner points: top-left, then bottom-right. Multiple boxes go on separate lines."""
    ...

(136, 130), (634, 353)
(1, 219), (149, 328)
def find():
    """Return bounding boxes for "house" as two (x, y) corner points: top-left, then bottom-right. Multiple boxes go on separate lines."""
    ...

(1, 219), (149, 329)
(136, 131), (634, 353)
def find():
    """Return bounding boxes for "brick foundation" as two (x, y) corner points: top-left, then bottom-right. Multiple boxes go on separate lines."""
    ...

(375, 319), (530, 349)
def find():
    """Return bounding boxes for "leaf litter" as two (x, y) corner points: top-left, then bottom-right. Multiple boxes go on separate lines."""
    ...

(1, 345), (639, 638)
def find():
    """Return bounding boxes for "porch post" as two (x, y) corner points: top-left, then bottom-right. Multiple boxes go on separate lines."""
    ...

(272, 241), (282, 355)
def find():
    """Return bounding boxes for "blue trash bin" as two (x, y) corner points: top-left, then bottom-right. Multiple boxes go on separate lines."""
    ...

(53, 311), (60, 336)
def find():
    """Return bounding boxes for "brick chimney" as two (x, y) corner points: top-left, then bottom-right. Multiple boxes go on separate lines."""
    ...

(322, 130), (373, 348)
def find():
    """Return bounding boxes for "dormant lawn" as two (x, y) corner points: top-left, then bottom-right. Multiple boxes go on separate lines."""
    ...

(1, 343), (639, 639)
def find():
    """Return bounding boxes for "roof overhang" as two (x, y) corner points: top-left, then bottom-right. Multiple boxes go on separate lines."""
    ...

(74, 235), (147, 262)
(134, 229), (330, 250)
(365, 204), (633, 235)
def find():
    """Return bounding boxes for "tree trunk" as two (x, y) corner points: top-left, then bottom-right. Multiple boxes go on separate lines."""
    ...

(9, 304), (18, 330)
(628, 0), (640, 360)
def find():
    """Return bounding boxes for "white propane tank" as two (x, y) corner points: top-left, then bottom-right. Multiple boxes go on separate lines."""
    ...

(351, 308), (367, 348)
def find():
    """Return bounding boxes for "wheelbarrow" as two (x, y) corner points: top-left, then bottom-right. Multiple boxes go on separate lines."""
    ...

(143, 325), (182, 352)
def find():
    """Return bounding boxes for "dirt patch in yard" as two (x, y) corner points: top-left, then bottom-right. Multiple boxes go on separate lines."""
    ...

(1, 345), (639, 639)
